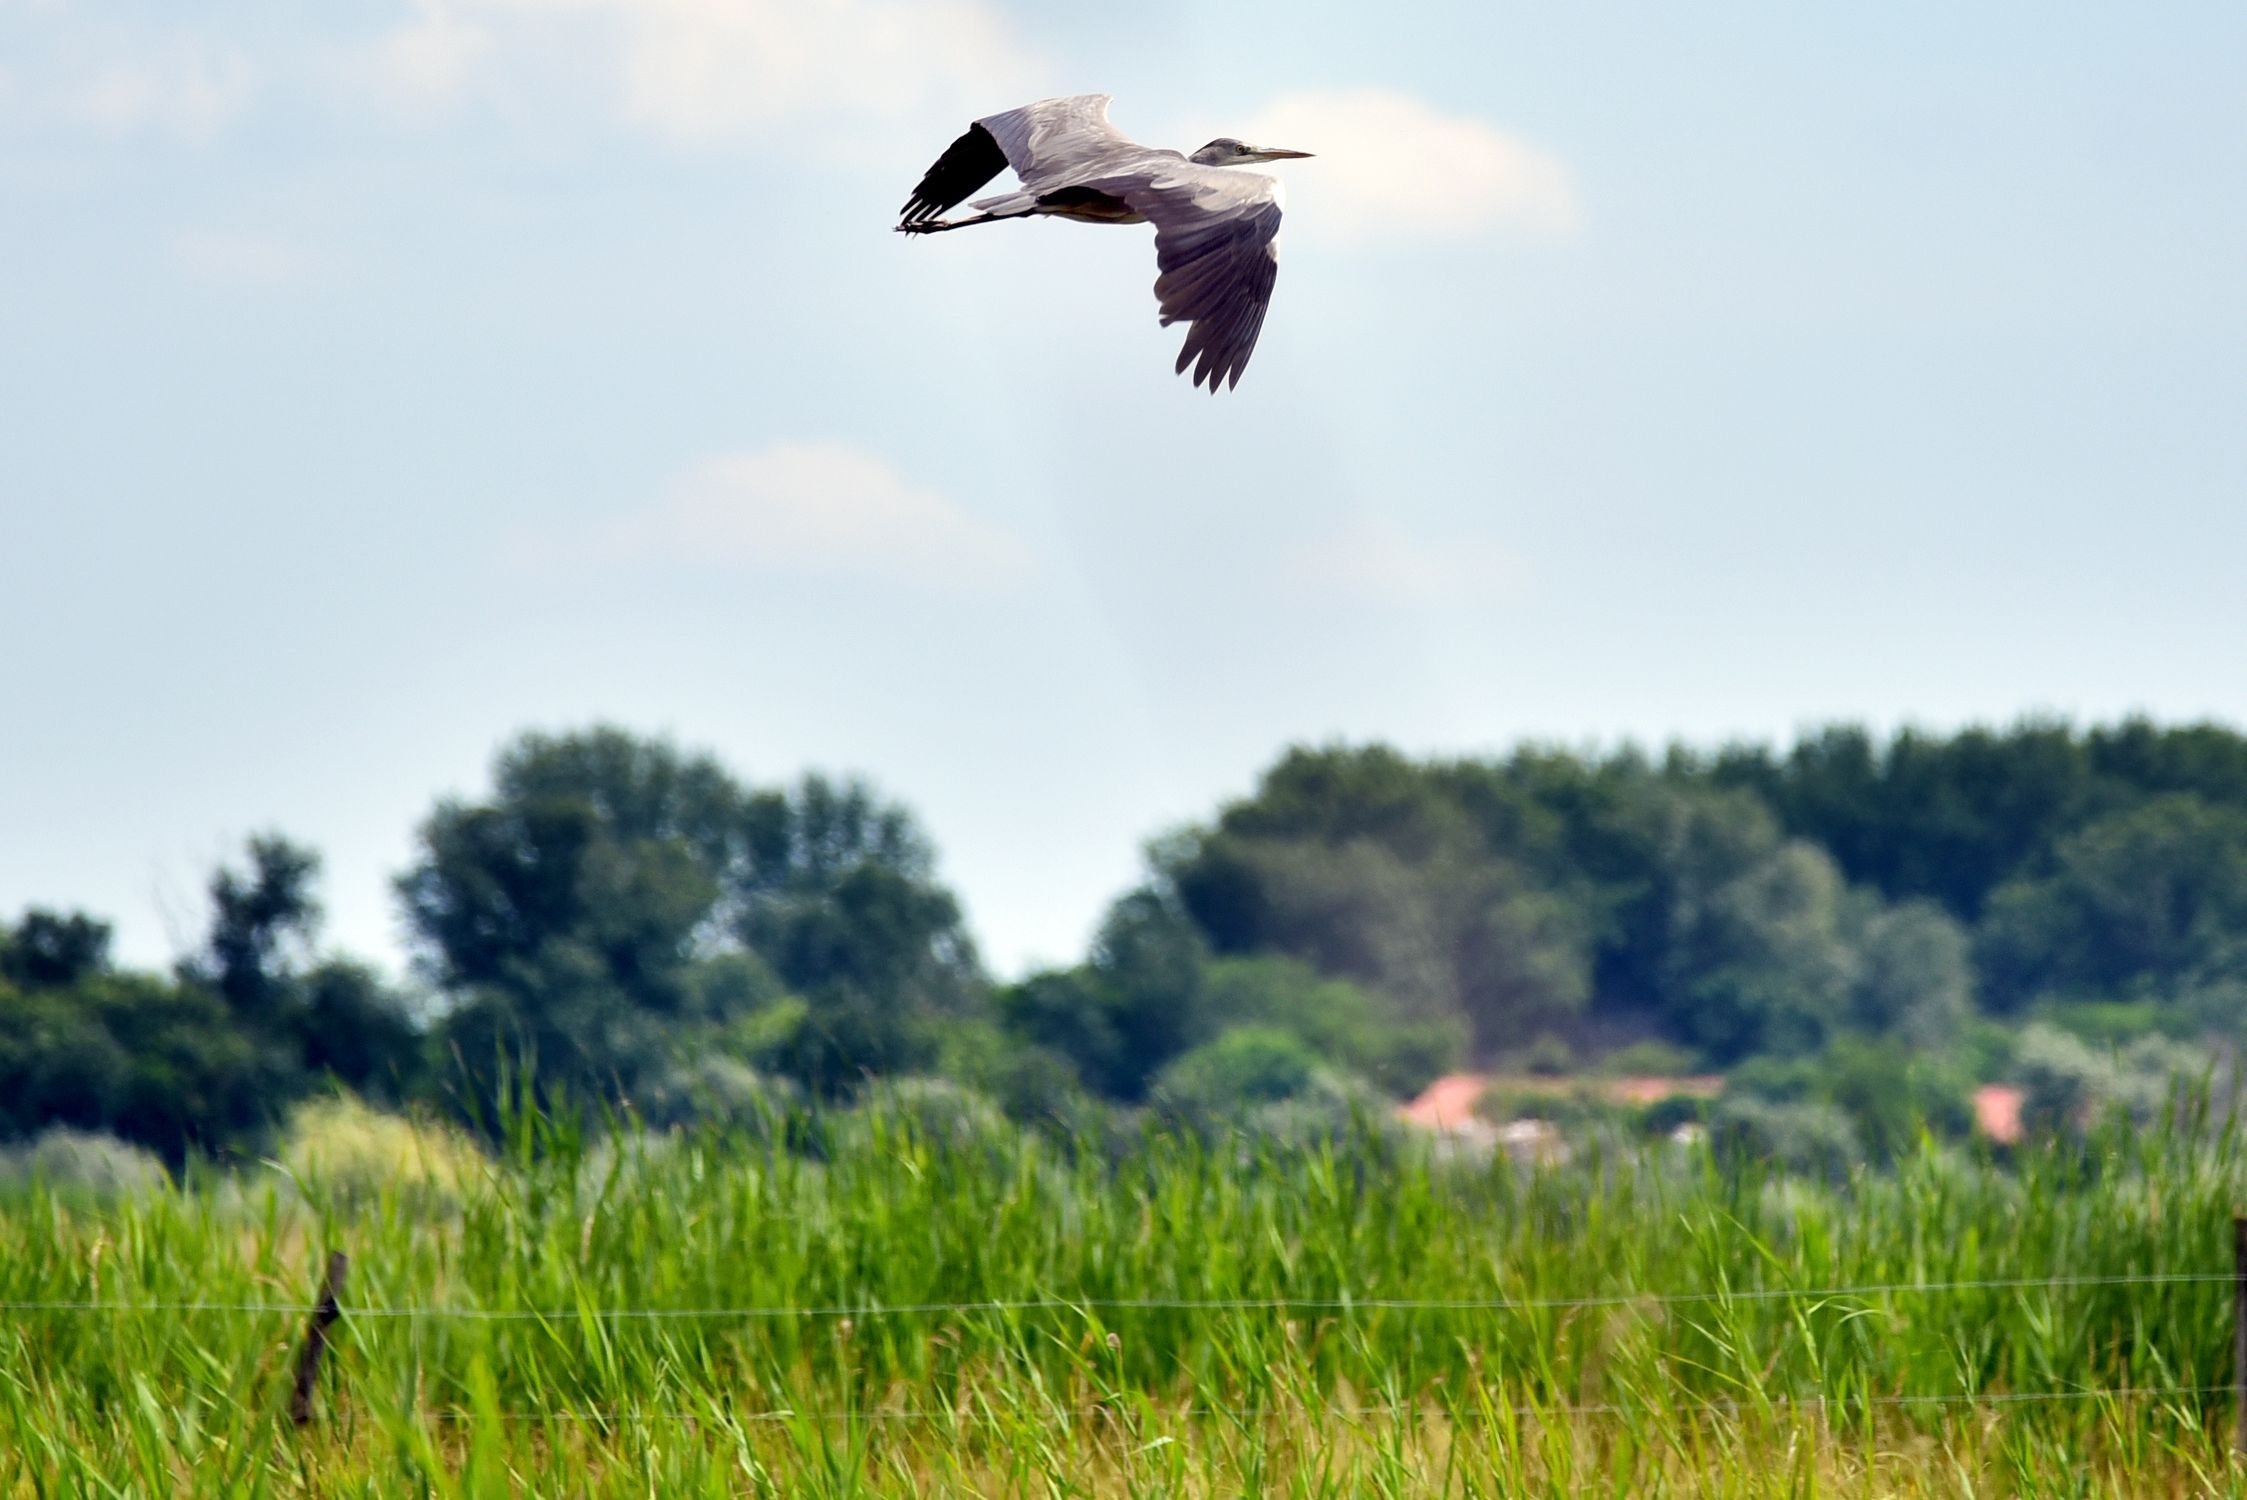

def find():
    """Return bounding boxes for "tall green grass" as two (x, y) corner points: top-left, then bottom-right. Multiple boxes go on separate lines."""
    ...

(2, 1089), (2245, 1495)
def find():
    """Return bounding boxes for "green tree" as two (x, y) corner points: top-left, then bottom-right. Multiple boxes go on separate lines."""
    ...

(729, 774), (985, 1096)
(0, 982), (128, 1137)
(199, 835), (320, 1024)
(298, 959), (423, 1102)
(2011, 1024), (2112, 1136)
(1000, 887), (1460, 1103)
(0, 909), (114, 990)
(1, 856), (421, 1165)
(997, 969), (1128, 1097)
(1149, 1026), (1360, 1136)
(1708, 1093), (1862, 1179)
(1706, 721), (2089, 918)
(94, 975), (276, 1165)
(1845, 898), (1974, 1049)
(189, 836), (422, 1103)
(399, 739), (729, 1016)
(1978, 794), (2247, 1008)
(995, 888), (1210, 1102)
(400, 729), (756, 1112)
(1641, 788), (1855, 1061)
(1707, 719), (2247, 925)
(1169, 746), (1595, 1049)
(1815, 1034), (1973, 1160)
(402, 728), (982, 1107)
(0, 965), (276, 1168)
(1197, 954), (1461, 1096)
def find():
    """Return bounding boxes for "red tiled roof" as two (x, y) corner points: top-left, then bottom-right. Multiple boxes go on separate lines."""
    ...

(1398, 1073), (1489, 1130)
(1396, 1071), (1725, 1131)
(1975, 1084), (2025, 1145)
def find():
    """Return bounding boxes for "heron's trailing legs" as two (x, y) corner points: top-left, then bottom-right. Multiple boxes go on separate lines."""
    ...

(899, 188), (1144, 234)
(895, 204), (1035, 235)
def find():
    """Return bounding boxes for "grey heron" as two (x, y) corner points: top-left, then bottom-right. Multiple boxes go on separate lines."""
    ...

(897, 95), (1312, 392)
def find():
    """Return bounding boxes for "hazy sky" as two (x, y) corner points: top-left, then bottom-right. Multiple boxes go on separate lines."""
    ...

(4, 1), (2244, 983)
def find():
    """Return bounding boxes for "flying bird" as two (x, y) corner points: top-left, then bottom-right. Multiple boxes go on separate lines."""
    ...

(897, 95), (1311, 393)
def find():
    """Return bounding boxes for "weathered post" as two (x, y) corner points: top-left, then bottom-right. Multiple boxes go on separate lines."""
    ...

(291, 1250), (349, 1427)
(2234, 1215), (2246, 1461)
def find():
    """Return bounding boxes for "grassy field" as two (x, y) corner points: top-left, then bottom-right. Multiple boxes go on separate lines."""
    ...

(5, 1091), (2247, 1496)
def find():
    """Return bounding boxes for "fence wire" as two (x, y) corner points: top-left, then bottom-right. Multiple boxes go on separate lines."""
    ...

(3, 1276), (2237, 1436)
(415, 1384), (2238, 1425)
(0, 1270), (2232, 1321)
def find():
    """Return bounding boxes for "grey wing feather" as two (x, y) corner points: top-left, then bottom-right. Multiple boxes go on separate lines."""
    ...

(1098, 167), (1286, 392)
(975, 94), (1139, 189)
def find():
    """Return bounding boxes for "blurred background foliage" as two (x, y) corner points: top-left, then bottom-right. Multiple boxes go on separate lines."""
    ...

(4, 716), (2246, 1171)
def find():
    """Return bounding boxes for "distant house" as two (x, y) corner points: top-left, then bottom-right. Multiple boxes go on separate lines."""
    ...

(1396, 1074), (1490, 1132)
(1403, 1073), (2034, 1153)
(1974, 1084), (2025, 1145)
(1397, 1072), (1724, 1132)
(1397, 1072), (1723, 1165)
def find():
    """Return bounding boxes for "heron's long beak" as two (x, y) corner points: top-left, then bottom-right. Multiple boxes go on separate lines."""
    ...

(1250, 147), (1314, 161)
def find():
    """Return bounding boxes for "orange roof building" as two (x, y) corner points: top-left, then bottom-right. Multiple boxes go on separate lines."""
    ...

(1397, 1073), (1490, 1132)
(1974, 1084), (2025, 1145)
(1397, 1072), (1724, 1132)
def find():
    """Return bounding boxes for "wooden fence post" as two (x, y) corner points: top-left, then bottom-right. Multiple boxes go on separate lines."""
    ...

(291, 1250), (349, 1427)
(2233, 1215), (2245, 1461)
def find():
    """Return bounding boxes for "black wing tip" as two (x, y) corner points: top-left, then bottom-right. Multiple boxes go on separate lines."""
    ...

(897, 122), (1006, 230)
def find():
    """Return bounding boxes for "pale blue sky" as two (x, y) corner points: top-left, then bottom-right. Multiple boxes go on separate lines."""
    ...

(3, 1), (2244, 980)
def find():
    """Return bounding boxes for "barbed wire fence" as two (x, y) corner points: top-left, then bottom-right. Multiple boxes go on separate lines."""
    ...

(8, 1247), (2247, 1437)
(0, 1269), (2236, 1320)
(434, 1386), (2243, 1425)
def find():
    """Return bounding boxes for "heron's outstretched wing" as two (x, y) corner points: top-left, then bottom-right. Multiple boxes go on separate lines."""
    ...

(899, 95), (1137, 226)
(1102, 167), (1285, 393)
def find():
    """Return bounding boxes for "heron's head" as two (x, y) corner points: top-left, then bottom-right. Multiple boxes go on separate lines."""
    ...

(1189, 137), (1314, 167)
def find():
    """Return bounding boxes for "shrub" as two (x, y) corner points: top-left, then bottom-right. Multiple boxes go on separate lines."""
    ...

(276, 1095), (487, 1206)
(844, 1077), (1018, 1154)
(1520, 1033), (1575, 1076)
(1636, 1093), (1706, 1137)
(0, 1128), (169, 1199)
(1476, 1081), (1623, 1132)
(1597, 1039), (1700, 1077)
(1709, 1095), (1862, 1180)
(1152, 1027), (1323, 1121)
(632, 1056), (801, 1135)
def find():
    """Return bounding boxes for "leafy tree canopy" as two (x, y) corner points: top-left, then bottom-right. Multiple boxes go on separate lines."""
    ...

(398, 727), (983, 1106)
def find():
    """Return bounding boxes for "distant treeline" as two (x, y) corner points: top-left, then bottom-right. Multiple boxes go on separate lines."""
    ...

(4, 718), (2244, 1167)
(1175, 721), (2247, 1058)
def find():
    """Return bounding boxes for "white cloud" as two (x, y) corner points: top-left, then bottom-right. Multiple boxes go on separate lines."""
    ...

(170, 228), (324, 288)
(1283, 516), (1530, 606)
(1239, 89), (1578, 244)
(517, 442), (1035, 591)
(363, 0), (494, 117)
(357, 0), (1039, 151)
(66, 37), (256, 142)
